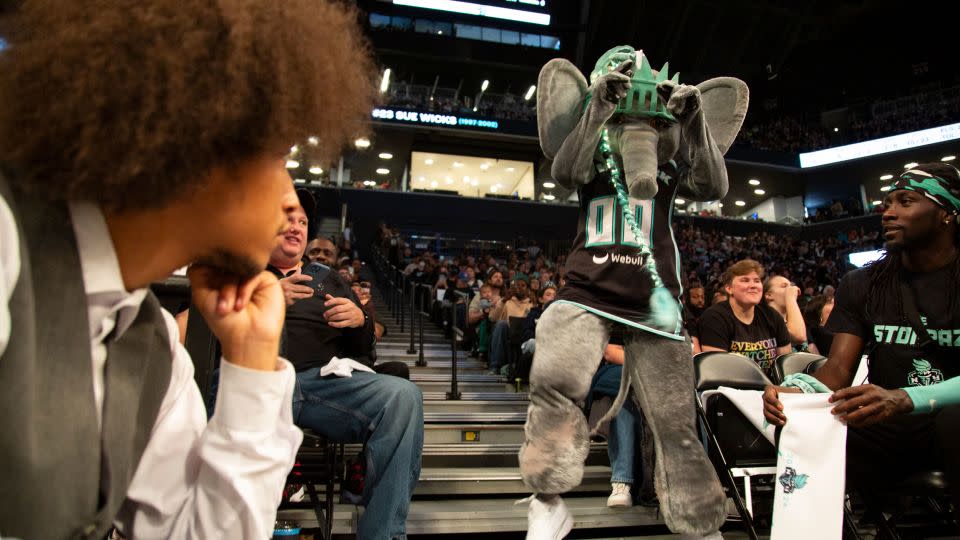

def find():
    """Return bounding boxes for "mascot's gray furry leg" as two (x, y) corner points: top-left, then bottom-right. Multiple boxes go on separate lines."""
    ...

(623, 330), (726, 536)
(519, 302), (610, 494)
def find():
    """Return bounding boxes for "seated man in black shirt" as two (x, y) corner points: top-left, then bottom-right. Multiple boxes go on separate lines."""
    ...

(270, 189), (423, 540)
(764, 163), (960, 524)
(699, 259), (792, 376)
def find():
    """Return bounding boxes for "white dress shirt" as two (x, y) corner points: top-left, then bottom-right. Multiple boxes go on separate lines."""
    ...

(0, 197), (303, 539)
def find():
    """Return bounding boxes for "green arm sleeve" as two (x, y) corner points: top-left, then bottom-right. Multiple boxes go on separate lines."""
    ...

(903, 376), (960, 414)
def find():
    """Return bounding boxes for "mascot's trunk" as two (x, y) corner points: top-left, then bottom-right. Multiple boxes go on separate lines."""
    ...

(620, 123), (660, 200)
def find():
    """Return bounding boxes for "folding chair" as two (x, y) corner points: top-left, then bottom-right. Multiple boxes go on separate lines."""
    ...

(694, 351), (777, 540)
(772, 351), (826, 384)
(281, 431), (342, 540)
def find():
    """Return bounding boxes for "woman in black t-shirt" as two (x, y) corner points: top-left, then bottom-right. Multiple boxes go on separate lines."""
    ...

(699, 259), (792, 375)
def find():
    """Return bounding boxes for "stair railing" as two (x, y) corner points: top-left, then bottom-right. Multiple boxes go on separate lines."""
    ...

(447, 290), (469, 400)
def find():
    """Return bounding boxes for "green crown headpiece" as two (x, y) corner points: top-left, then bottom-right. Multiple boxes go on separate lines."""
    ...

(589, 46), (679, 122)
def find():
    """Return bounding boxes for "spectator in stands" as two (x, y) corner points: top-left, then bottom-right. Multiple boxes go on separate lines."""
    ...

(468, 283), (499, 363)
(685, 284), (707, 352)
(0, 0), (375, 537)
(306, 236), (338, 265)
(699, 259), (793, 376)
(764, 163), (960, 524)
(802, 294), (835, 355)
(763, 275), (808, 347)
(517, 285), (558, 361)
(263, 190), (422, 536)
(487, 278), (533, 375)
(711, 290), (728, 305)
(338, 264), (353, 284)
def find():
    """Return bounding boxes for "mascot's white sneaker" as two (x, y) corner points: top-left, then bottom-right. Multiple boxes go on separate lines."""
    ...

(522, 494), (573, 540)
(606, 482), (632, 507)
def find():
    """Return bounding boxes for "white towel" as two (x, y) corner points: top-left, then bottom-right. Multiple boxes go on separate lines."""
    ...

(319, 356), (375, 378)
(770, 393), (847, 540)
(704, 388), (847, 540)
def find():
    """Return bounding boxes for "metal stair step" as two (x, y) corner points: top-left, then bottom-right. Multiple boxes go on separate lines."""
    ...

(378, 358), (481, 369)
(423, 399), (529, 414)
(424, 423), (524, 445)
(414, 381), (519, 393)
(414, 465), (612, 496)
(424, 411), (527, 423)
(412, 372), (504, 382)
(421, 391), (528, 401)
(401, 496), (664, 535)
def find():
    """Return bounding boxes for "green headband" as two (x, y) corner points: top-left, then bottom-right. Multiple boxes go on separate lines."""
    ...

(891, 171), (960, 213)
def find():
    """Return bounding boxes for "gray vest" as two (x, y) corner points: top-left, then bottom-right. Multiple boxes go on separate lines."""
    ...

(0, 174), (173, 540)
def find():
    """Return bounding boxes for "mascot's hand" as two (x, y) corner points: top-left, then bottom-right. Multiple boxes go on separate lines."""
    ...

(659, 80), (702, 123)
(588, 59), (634, 123)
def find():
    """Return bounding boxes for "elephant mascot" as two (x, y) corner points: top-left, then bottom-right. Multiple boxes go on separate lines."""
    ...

(520, 45), (748, 539)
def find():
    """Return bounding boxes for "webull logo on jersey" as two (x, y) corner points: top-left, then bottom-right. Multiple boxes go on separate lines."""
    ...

(907, 358), (944, 386)
(591, 252), (649, 266)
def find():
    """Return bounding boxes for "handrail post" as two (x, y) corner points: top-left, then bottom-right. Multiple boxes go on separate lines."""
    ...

(393, 269), (400, 323)
(447, 290), (467, 400)
(399, 276), (405, 334)
(416, 286), (427, 367)
(407, 280), (417, 354)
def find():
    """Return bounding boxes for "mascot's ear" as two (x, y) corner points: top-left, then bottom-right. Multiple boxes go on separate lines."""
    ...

(696, 77), (749, 155)
(537, 58), (589, 160)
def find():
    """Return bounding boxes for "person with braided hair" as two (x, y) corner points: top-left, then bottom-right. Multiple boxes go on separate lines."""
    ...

(764, 162), (960, 527)
(522, 46), (749, 539)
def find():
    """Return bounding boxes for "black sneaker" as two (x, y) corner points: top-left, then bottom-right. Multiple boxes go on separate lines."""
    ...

(340, 458), (365, 505)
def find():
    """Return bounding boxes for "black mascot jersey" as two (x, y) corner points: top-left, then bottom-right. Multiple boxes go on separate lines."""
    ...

(556, 161), (684, 339)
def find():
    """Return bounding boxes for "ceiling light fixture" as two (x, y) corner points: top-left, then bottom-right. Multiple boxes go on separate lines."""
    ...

(904, 162), (918, 169)
(754, 189), (765, 195)
(880, 174), (893, 180)
(309, 166), (323, 175)
(307, 136), (319, 146)
(524, 85), (536, 101)
(506, 167), (515, 172)
(379, 68), (391, 94)
(376, 168), (389, 175)
(543, 194), (556, 201)
(453, 161), (464, 168)
(943, 155), (956, 162)
(880, 185), (891, 192)
(748, 179), (760, 186)
(354, 138), (370, 149)
(285, 160), (300, 169)
(430, 180), (438, 188)
(424, 158), (434, 165)
(675, 198), (686, 205)
(735, 200), (746, 206)
(481, 79), (489, 92)
(543, 181), (556, 188)
(378, 152), (393, 159)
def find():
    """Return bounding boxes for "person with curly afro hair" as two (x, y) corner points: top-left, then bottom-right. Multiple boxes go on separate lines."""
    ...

(0, 0), (377, 538)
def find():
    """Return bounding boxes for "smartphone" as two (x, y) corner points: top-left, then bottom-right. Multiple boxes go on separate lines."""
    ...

(301, 262), (331, 294)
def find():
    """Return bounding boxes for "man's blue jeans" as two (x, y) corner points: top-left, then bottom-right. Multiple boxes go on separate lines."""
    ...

(591, 364), (643, 485)
(488, 320), (510, 372)
(293, 368), (424, 540)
